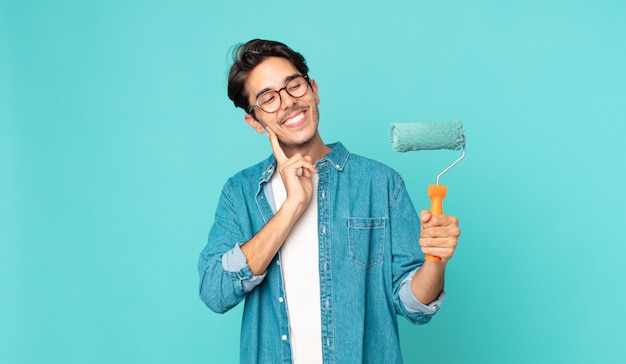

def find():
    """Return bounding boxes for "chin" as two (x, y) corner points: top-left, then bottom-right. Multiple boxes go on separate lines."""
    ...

(280, 131), (317, 148)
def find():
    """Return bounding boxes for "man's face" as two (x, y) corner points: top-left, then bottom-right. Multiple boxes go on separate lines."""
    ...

(244, 57), (321, 148)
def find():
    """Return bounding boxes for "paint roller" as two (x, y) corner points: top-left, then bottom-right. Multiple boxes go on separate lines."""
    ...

(389, 120), (466, 262)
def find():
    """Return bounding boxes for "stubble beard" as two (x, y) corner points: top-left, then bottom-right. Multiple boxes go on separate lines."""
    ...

(274, 104), (321, 149)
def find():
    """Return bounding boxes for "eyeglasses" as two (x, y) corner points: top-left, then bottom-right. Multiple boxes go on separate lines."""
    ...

(248, 75), (310, 114)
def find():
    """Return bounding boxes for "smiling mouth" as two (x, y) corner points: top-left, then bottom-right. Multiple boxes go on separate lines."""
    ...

(283, 112), (305, 126)
(280, 107), (308, 126)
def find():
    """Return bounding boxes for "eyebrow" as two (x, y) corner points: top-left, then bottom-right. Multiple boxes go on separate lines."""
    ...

(254, 74), (301, 100)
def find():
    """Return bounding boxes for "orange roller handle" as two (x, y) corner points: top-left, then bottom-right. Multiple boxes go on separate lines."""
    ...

(425, 184), (447, 262)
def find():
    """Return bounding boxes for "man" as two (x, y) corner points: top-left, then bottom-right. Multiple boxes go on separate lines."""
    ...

(198, 39), (460, 364)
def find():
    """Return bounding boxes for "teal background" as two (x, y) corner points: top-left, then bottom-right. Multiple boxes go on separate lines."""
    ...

(2, 0), (625, 363)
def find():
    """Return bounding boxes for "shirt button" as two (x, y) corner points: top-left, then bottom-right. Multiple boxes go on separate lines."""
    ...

(282, 335), (287, 341)
(321, 191), (326, 199)
(323, 263), (328, 271)
(325, 299), (330, 308)
(279, 297), (284, 303)
(276, 260), (280, 266)
(321, 226), (326, 234)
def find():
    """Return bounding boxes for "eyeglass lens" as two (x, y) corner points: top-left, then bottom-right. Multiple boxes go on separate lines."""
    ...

(257, 76), (308, 113)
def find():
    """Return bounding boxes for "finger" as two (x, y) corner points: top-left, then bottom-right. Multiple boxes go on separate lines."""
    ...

(419, 237), (458, 262)
(284, 155), (317, 177)
(420, 234), (458, 247)
(421, 214), (458, 229)
(420, 225), (461, 239)
(301, 155), (317, 176)
(266, 127), (287, 163)
(421, 246), (455, 261)
(420, 210), (431, 224)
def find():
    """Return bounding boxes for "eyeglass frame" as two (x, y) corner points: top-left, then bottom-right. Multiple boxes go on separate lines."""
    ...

(247, 74), (311, 114)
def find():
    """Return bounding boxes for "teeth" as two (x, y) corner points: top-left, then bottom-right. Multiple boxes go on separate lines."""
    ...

(284, 112), (304, 126)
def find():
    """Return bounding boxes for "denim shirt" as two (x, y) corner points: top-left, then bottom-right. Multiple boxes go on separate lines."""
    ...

(198, 142), (443, 364)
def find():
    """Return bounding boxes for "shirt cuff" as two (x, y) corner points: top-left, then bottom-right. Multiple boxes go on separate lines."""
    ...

(399, 269), (445, 315)
(222, 243), (267, 292)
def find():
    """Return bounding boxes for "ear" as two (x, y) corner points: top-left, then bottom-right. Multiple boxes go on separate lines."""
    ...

(309, 79), (320, 104)
(245, 113), (266, 134)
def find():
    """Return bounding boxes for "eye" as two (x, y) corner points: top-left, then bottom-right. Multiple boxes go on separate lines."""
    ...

(260, 93), (276, 105)
(288, 81), (302, 92)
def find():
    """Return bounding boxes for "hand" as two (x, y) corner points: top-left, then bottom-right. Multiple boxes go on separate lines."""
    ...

(266, 127), (317, 211)
(419, 210), (460, 263)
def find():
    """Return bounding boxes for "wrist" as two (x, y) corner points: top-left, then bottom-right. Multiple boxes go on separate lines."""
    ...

(279, 198), (308, 220)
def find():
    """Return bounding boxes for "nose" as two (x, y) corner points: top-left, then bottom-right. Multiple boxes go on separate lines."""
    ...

(278, 88), (296, 110)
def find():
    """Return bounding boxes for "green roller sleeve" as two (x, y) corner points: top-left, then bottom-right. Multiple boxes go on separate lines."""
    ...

(389, 120), (464, 152)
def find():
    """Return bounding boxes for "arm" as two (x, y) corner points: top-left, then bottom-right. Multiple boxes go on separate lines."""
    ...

(198, 129), (317, 312)
(240, 196), (309, 275)
(240, 128), (317, 275)
(411, 211), (460, 304)
(198, 185), (259, 313)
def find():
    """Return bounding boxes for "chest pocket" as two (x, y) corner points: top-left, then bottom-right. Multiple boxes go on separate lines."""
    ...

(348, 217), (386, 267)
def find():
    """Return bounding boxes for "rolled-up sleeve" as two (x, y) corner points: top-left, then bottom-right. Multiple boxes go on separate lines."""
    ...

(399, 269), (445, 315)
(198, 182), (267, 314)
(222, 243), (267, 292)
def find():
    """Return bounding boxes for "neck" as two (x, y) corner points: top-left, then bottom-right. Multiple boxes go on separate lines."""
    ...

(281, 133), (331, 163)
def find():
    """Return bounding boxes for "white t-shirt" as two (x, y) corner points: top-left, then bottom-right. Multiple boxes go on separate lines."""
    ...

(270, 172), (322, 364)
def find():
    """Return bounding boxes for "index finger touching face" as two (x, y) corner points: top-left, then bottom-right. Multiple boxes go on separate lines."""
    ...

(266, 127), (287, 163)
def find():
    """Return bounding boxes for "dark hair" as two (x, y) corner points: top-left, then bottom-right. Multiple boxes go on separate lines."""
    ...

(227, 39), (309, 112)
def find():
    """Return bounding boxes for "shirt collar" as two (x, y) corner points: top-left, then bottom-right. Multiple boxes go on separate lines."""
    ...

(259, 142), (349, 183)
(316, 142), (349, 172)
